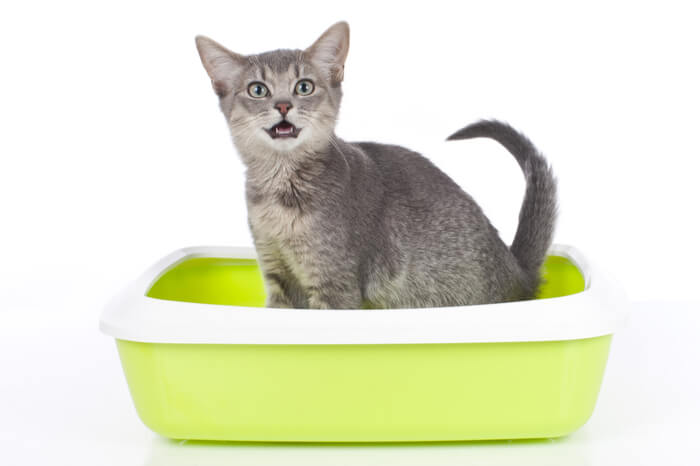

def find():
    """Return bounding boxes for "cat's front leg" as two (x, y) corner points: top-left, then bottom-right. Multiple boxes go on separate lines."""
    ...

(305, 280), (363, 309)
(255, 242), (300, 308)
(265, 289), (293, 308)
(292, 236), (363, 309)
(259, 270), (293, 308)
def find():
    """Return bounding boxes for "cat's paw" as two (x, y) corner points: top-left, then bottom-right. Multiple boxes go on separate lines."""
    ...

(265, 294), (293, 309)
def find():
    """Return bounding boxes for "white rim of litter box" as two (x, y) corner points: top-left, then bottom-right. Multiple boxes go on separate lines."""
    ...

(99, 244), (627, 344)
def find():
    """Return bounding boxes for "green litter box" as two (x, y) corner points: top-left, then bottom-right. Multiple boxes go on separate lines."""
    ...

(100, 245), (626, 442)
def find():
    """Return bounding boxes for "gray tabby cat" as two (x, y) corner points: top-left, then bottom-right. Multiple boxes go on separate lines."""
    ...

(195, 22), (557, 309)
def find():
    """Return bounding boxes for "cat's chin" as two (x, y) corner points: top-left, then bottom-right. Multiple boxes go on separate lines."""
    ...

(259, 132), (306, 152)
(267, 139), (303, 151)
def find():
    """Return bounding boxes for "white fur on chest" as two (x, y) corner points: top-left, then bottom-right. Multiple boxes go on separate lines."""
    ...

(248, 198), (316, 289)
(248, 199), (312, 244)
(243, 151), (324, 288)
(244, 152), (318, 242)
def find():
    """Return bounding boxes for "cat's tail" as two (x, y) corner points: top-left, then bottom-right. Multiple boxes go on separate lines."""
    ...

(447, 120), (557, 290)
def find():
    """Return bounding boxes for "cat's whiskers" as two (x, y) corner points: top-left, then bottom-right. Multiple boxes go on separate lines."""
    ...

(229, 113), (271, 132)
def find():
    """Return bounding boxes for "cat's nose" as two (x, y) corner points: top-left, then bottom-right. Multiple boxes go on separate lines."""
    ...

(275, 101), (292, 116)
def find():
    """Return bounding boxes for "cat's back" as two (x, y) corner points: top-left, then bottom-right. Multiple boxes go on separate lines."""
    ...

(352, 141), (464, 199)
(348, 140), (505, 254)
(351, 140), (484, 218)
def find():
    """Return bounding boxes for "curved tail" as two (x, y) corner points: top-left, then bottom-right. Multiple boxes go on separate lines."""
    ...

(447, 120), (557, 290)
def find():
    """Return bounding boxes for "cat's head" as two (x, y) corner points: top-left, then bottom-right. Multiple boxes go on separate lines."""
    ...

(195, 22), (349, 160)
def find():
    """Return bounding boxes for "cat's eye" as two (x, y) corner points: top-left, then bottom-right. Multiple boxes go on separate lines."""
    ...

(247, 82), (269, 98)
(295, 79), (315, 96)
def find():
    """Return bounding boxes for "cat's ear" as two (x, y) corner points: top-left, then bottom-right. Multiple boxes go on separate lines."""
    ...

(195, 36), (245, 97)
(305, 21), (350, 84)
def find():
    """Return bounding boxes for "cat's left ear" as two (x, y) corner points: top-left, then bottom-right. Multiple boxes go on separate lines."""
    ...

(305, 21), (350, 84)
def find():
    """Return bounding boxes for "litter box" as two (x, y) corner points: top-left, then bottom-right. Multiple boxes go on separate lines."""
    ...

(100, 244), (626, 442)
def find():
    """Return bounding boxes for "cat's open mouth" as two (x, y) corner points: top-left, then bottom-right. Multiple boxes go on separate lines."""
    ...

(265, 121), (301, 139)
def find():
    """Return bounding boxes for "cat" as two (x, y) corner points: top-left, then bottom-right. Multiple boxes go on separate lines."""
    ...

(195, 21), (557, 309)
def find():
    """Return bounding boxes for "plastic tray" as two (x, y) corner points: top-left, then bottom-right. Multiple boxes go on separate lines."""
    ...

(100, 245), (625, 442)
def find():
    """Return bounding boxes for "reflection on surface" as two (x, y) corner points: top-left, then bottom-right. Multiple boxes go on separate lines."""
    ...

(144, 435), (591, 466)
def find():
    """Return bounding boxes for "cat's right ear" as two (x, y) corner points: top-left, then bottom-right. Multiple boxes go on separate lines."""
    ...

(195, 36), (245, 97)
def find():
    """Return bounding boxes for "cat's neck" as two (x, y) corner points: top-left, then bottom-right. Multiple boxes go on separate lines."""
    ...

(242, 134), (351, 206)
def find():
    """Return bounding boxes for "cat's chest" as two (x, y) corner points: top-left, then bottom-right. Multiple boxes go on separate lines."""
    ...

(245, 166), (320, 243)
(247, 198), (312, 243)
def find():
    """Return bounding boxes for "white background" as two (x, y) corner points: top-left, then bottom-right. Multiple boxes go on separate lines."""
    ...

(1, 0), (699, 464)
